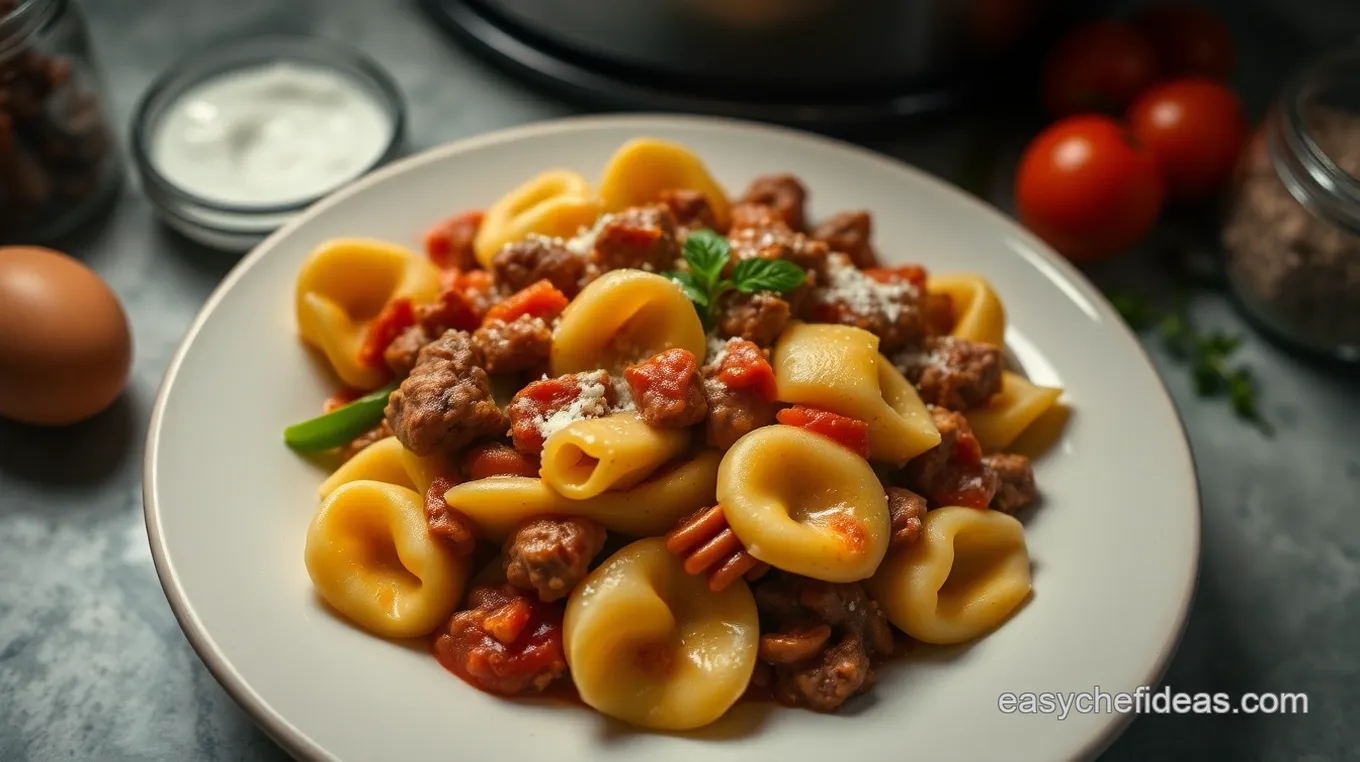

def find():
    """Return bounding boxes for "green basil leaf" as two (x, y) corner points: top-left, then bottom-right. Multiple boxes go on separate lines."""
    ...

(731, 257), (807, 294)
(666, 271), (710, 309)
(682, 229), (730, 288)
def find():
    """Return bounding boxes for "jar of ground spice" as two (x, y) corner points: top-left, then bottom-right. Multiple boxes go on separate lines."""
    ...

(1222, 49), (1360, 363)
(0, 0), (119, 243)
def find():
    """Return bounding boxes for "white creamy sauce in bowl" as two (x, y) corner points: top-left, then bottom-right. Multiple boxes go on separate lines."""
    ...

(150, 62), (393, 207)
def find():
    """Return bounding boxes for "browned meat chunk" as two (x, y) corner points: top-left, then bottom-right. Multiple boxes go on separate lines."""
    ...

(593, 205), (679, 273)
(384, 330), (509, 456)
(811, 210), (879, 269)
(506, 370), (617, 455)
(658, 188), (720, 238)
(623, 348), (708, 428)
(492, 237), (590, 298)
(901, 406), (998, 509)
(472, 315), (552, 374)
(984, 453), (1038, 514)
(899, 335), (1003, 410)
(502, 516), (607, 602)
(805, 254), (926, 353)
(729, 202), (789, 234)
(886, 486), (926, 550)
(424, 476), (478, 557)
(384, 324), (431, 376)
(728, 224), (829, 281)
(716, 290), (791, 348)
(740, 173), (808, 231)
(753, 573), (895, 712)
(700, 371), (776, 450)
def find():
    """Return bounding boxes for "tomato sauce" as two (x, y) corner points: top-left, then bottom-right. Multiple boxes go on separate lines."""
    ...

(624, 348), (696, 406)
(432, 584), (568, 696)
(462, 441), (541, 480)
(775, 405), (871, 458)
(423, 209), (483, 269)
(356, 297), (415, 369)
(482, 279), (569, 325)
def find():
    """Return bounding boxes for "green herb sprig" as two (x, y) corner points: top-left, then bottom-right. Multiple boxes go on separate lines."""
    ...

(1111, 291), (1271, 436)
(665, 229), (806, 329)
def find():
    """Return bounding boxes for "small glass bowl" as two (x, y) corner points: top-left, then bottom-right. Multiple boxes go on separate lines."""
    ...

(130, 35), (406, 253)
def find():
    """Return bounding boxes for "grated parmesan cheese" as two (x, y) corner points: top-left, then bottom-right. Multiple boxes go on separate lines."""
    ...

(612, 374), (636, 412)
(563, 213), (615, 256)
(817, 253), (914, 322)
(705, 334), (740, 367)
(534, 371), (611, 441)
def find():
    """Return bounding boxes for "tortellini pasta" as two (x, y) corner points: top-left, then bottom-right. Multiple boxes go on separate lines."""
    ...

(295, 238), (442, 390)
(965, 372), (1063, 453)
(317, 436), (453, 500)
(442, 450), (721, 539)
(550, 269), (708, 375)
(927, 273), (1007, 347)
(597, 138), (732, 230)
(866, 506), (1031, 645)
(304, 480), (468, 639)
(772, 321), (940, 465)
(563, 538), (758, 730)
(473, 169), (602, 268)
(540, 413), (691, 500)
(717, 425), (889, 583)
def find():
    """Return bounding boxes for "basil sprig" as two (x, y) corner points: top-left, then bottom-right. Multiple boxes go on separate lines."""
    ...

(665, 229), (806, 328)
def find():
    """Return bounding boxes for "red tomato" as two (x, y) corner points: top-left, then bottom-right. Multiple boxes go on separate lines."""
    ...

(1127, 78), (1246, 202)
(1133, 4), (1234, 80)
(1042, 21), (1161, 117)
(1015, 115), (1165, 261)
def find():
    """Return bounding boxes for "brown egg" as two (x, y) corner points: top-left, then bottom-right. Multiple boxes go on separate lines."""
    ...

(0, 246), (133, 426)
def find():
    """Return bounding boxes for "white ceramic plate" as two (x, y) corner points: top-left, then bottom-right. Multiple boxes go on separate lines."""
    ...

(145, 115), (1200, 762)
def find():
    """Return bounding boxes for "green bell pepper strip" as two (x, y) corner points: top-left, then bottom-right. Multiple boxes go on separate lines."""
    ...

(283, 383), (398, 452)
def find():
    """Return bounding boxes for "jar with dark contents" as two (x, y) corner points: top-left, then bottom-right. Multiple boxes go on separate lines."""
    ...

(0, 0), (119, 243)
(1222, 49), (1360, 363)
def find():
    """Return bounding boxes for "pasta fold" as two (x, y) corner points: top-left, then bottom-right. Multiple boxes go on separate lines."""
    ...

(926, 273), (1007, 346)
(866, 506), (1031, 645)
(317, 436), (453, 500)
(295, 238), (441, 390)
(965, 371), (1063, 452)
(563, 538), (758, 730)
(540, 413), (691, 500)
(772, 321), (940, 464)
(717, 426), (889, 583)
(597, 138), (731, 230)
(304, 480), (467, 639)
(473, 169), (602, 268)
(550, 269), (707, 375)
(442, 450), (721, 539)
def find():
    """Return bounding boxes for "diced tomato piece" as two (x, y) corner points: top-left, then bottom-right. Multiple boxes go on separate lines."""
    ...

(433, 584), (567, 696)
(322, 387), (364, 413)
(776, 405), (871, 459)
(625, 348), (698, 408)
(357, 298), (416, 369)
(482, 280), (569, 326)
(424, 210), (484, 269)
(864, 265), (928, 291)
(506, 372), (615, 455)
(715, 340), (777, 402)
(463, 442), (541, 480)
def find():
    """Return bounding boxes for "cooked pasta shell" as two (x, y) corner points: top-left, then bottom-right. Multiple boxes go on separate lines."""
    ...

(564, 538), (758, 730)
(473, 169), (602, 268)
(304, 480), (467, 638)
(717, 425), (890, 582)
(597, 138), (732, 230)
(443, 450), (721, 539)
(295, 238), (441, 390)
(550, 269), (707, 375)
(772, 321), (940, 464)
(866, 505), (1031, 645)
(540, 413), (691, 500)
(927, 273), (1007, 347)
(965, 372), (1063, 452)
(318, 436), (454, 499)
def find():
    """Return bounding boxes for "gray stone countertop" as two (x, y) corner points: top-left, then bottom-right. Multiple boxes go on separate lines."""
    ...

(1, 0), (1357, 760)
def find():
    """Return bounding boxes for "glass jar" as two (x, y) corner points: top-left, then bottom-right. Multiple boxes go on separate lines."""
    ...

(1221, 48), (1360, 363)
(0, 0), (120, 243)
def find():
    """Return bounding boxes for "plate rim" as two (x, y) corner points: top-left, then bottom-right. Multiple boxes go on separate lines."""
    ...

(142, 112), (1202, 762)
